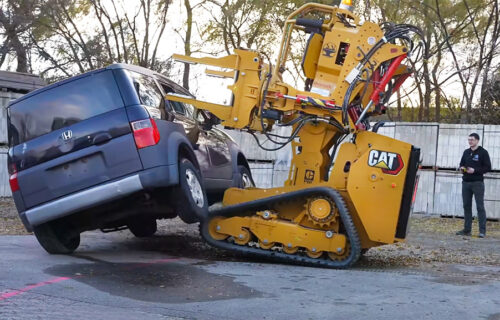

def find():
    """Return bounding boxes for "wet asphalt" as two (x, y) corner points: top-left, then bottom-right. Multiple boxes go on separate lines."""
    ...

(0, 231), (499, 320)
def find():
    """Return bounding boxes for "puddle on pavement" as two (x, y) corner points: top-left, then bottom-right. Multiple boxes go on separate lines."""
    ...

(488, 313), (500, 320)
(428, 275), (488, 286)
(427, 263), (499, 286)
(44, 259), (261, 304)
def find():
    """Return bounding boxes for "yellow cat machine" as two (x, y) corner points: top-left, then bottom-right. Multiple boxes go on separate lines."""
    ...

(167, 0), (425, 268)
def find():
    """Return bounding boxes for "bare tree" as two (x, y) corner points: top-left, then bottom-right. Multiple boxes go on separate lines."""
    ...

(31, 0), (172, 80)
(177, 0), (209, 90)
(0, 0), (40, 72)
(433, 0), (500, 123)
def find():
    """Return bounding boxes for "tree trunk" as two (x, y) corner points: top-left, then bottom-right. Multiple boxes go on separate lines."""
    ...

(183, 0), (193, 90)
(10, 34), (28, 73)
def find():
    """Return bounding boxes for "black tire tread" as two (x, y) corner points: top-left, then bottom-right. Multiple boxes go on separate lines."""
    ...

(33, 223), (80, 254)
(238, 165), (255, 188)
(171, 158), (208, 223)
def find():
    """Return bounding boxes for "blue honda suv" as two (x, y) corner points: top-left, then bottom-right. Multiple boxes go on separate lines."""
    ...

(7, 63), (253, 254)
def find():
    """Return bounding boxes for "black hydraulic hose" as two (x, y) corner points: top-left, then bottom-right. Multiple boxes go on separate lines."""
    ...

(341, 25), (427, 125)
(249, 118), (309, 151)
(324, 133), (347, 181)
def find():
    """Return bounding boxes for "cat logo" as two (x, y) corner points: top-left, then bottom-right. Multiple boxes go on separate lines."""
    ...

(368, 150), (404, 175)
(304, 169), (315, 183)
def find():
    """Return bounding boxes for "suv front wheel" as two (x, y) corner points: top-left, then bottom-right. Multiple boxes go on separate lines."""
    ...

(171, 158), (208, 223)
(33, 222), (80, 254)
(238, 165), (255, 188)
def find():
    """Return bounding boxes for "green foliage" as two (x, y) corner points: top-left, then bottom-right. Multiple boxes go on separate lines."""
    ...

(1, 0), (498, 125)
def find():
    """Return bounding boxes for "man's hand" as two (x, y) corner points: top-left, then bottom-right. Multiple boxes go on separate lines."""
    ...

(466, 167), (475, 174)
(460, 166), (466, 172)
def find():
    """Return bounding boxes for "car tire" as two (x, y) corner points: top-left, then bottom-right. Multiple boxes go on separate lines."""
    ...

(128, 218), (157, 237)
(238, 165), (255, 188)
(33, 222), (80, 254)
(171, 158), (208, 224)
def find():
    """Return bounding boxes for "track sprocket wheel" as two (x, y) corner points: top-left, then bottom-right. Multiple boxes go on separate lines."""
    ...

(306, 197), (338, 227)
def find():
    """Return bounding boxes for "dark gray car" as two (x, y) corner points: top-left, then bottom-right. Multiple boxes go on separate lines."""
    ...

(7, 63), (253, 254)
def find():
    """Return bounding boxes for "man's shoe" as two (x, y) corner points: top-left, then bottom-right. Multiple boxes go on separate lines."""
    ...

(456, 230), (471, 236)
(479, 233), (486, 238)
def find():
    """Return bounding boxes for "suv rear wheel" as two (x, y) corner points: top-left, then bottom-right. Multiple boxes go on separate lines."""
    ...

(128, 218), (157, 237)
(171, 158), (208, 223)
(33, 222), (80, 254)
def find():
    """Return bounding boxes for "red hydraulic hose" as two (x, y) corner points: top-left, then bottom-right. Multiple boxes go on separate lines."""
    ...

(369, 54), (407, 105)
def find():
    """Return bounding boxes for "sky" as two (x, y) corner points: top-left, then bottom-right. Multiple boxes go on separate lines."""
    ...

(161, 0), (465, 108)
(2, 0), (483, 108)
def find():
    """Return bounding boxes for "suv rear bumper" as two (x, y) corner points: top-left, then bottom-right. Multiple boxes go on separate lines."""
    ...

(19, 164), (178, 231)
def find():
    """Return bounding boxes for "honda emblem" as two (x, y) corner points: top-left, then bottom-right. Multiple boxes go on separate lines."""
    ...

(61, 130), (73, 141)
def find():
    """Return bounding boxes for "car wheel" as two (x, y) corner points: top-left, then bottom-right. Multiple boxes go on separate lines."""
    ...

(238, 165), (255, 188)
(171, 158), (208, 224)
(128, 218), (157, 237)
(33, 222), (80, 254)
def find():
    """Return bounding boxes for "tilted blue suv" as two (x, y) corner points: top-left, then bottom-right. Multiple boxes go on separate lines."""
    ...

(7, 63), (253, 254)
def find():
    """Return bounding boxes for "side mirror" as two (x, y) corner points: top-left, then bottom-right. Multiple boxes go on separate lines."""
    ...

(196, 109), (220, 131)
(163, 99), (176, 121)
(166, 111), (176, 122)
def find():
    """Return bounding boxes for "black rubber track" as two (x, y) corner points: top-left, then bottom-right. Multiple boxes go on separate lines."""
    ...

(200, 187), (362, 269)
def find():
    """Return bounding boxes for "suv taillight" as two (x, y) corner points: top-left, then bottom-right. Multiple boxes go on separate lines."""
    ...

(131, 118), (160, 149)
(9, 164), (19, 193)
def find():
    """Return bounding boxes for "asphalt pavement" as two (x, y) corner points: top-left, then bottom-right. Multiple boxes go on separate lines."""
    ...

(1, 231), (499, 320)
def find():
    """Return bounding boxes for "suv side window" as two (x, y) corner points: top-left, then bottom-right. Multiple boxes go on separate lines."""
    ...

(128, 71), (164, 118)
(172, 101), (186, 115)
(159, 82), (193, 118)
(184, 103), (195, 118)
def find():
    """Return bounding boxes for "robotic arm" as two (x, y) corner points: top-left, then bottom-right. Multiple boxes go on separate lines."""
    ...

(167, 1), (423, 137)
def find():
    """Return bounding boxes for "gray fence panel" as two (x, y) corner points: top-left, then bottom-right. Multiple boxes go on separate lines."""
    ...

(375, 122), (396, 138)
(237, 127), (293, 161)
(395, 123), (438, 167)
(433, 171), (499, 219)
(436, 124), (484, 169)
(433, 171), (464, 216)
(0, 149), (10, 197)
(0, 92), (23, 145)
(273, 170), (289, 187)
(413, 170), (435, 214)
(248, 162), (274, 189)
(483, 125), (500, 171)
(484, 173), (500, 220)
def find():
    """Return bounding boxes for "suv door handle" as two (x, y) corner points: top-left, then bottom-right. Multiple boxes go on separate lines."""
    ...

(93, 133), (112, 145)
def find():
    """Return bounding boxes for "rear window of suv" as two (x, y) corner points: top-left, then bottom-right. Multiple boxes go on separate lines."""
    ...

(8, 70), (124, 146)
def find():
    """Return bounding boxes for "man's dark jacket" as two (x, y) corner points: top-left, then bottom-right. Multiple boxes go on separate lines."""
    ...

(460, 146), (491, 182)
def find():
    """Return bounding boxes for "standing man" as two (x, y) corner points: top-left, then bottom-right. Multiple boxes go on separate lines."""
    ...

(456, 133), (491, 238)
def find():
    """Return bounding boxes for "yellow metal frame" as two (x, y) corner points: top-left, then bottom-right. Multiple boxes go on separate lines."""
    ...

(168, 2), (415, 254)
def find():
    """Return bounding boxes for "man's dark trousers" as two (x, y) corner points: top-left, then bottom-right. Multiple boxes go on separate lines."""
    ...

(462, 181), (486, 234)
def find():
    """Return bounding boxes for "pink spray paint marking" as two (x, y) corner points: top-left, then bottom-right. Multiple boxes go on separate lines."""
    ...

(0, 257), (180, 301)
(0, 277), (72, 301)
